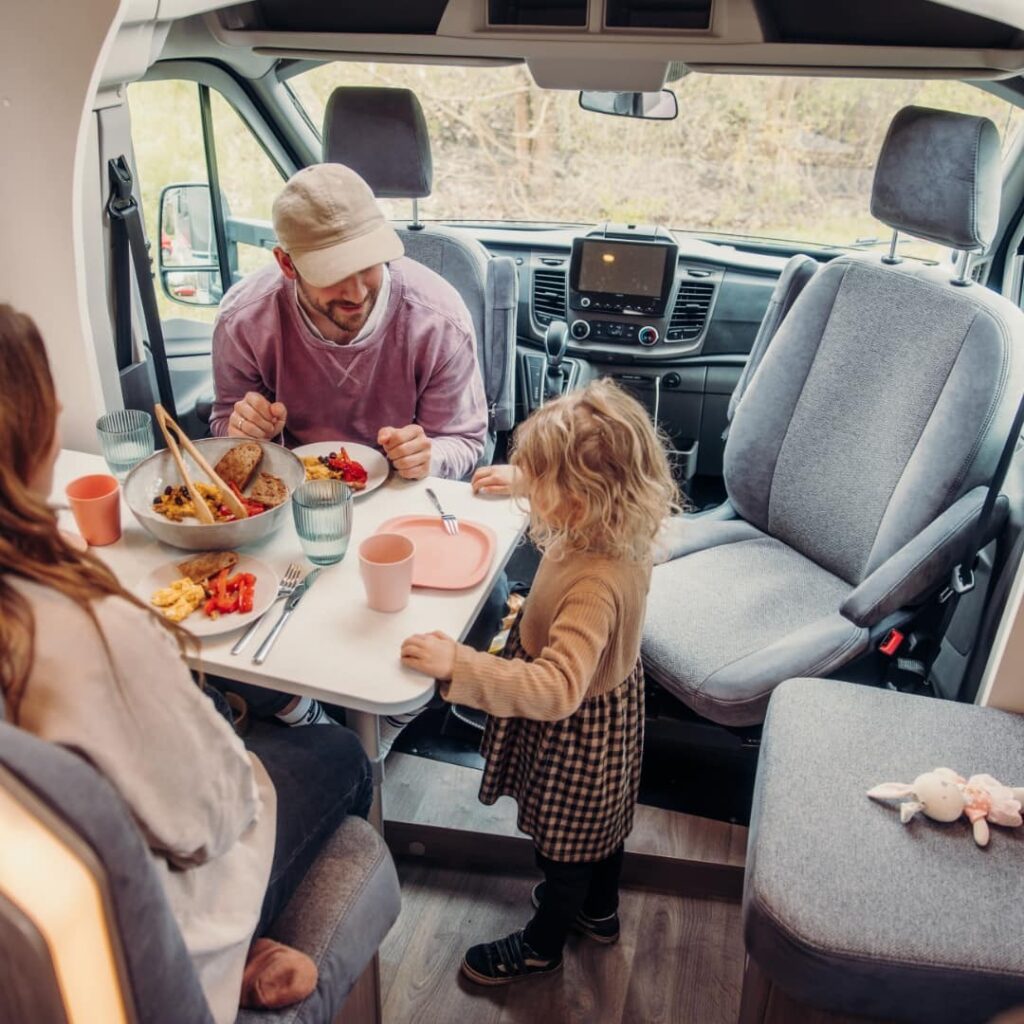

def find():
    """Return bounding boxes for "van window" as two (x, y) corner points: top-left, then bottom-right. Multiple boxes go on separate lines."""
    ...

(287, 65), (1024, 262)
(128, 80), (284, 322)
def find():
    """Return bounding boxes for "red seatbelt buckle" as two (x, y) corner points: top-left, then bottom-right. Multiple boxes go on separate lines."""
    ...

(879, 629), (905, 657)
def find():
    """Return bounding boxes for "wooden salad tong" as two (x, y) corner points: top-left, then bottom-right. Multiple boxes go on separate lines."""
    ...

(153, 404), (248, 522)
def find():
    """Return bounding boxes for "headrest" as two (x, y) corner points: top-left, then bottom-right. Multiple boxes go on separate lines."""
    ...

(323, 87), (432, 199)
(871, 105), (1001, 252)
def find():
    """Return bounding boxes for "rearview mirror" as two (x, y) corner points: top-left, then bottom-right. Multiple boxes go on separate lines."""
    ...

(578, 89), (678, 121)
(158, 183), (223, 307)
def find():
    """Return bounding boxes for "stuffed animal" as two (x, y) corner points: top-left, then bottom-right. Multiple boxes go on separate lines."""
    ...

(867, 767), (1024, 847)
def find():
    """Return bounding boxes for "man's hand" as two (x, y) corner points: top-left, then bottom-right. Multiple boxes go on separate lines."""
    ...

(228, 392), (287, 440)
(401, 631), (457, 680)
(378, 424), (432, 480)
(471, 464), (521, 497)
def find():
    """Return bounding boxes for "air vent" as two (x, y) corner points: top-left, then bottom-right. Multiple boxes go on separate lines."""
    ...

(667, 281), (715, 341)
(532, 269), (567, 326)
(489, 0), (587, 26)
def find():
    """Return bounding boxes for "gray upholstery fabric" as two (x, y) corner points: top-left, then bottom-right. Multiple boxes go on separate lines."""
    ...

(727, 253), (818, 423)
(645, 107), (1024, 726)
(842, 488), (1008, 626)
(236, 817), (400, 1024)
(323, 87), (432, 198)
(0, 722), (215, 1024)
(745, 678), (1024, 1023)
(765, 260), (975, 584)
(871, 105), (1001, 252)
(642, 530), (865, 725)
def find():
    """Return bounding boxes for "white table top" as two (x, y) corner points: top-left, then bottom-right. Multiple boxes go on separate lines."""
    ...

(53, 450), (526, 715)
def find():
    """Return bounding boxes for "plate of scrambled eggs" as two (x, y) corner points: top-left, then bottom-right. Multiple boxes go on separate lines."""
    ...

(293, 442), (389, 498)
(137, 554), (278, 637)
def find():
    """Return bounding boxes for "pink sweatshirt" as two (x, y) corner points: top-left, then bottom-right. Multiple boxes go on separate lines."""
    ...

(210, 258), (488, 479)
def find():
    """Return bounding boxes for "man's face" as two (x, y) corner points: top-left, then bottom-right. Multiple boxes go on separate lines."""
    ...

(286, 255), (384, 337)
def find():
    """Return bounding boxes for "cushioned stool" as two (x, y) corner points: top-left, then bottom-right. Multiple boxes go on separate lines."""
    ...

(741, 678), (1024, 1024)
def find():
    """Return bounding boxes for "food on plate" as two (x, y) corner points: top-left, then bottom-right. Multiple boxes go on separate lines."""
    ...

(150, 577), (207, 622)
(150, 556), (258, 623)
(176, 550), (240, 584)
(214, 441), (263, 490)
(150, 442), (289, 524)
(249, 471), (288, 508)
(303, 448), (369, 490)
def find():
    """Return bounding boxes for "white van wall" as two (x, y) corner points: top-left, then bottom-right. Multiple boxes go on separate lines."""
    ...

(1, 0), (125, 452)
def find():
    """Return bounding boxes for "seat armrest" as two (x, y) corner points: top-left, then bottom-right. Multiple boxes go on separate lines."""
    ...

(841, 487), (1005, 627)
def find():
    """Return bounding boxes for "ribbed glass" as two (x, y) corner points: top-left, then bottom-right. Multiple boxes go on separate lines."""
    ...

(292, 479), (353, 565)
(96, 409), (154, 479)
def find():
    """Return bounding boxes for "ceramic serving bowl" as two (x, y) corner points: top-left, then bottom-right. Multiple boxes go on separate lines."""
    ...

(123, 438), (305, 551)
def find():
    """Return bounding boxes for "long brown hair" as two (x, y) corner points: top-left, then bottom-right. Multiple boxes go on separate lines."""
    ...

(0, 305), (193, 721)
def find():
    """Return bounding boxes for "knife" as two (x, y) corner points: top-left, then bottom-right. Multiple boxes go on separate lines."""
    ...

(252, 568), (323, 665)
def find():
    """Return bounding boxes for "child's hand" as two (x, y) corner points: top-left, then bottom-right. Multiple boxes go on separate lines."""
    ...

(401, 631), (457, 680)
(471, 464), (520, 496)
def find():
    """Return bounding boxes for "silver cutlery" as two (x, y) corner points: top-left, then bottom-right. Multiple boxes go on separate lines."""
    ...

(425, 487), (459, 535)
(252, 568), (323, 665)
(231, 562), (303, 655)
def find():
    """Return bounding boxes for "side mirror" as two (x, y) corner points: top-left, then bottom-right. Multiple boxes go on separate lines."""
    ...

(157, 183), (223, 307)
(578, 89), (678, 121)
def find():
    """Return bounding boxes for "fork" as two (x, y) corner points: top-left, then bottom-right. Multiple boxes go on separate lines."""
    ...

(425, 487), (459, 535)
(230, 562), (303, 655)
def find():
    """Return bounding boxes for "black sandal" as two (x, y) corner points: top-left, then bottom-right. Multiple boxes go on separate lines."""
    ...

(461, 930), (562, 986)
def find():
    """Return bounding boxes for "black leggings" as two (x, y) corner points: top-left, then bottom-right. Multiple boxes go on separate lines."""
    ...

(523, 844), (625, 959)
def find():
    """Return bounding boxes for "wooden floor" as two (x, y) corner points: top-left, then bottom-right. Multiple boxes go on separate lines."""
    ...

(378, 860), (745, 1024)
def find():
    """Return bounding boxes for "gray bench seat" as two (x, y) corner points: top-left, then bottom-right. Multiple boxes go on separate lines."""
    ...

(743, 678), (1024, 1024)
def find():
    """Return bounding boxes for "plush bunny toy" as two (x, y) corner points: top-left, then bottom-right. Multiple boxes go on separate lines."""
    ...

(867, 768), (1024, 847)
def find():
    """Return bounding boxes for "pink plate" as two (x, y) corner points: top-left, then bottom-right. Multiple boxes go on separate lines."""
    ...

(377, 515), (497, 590)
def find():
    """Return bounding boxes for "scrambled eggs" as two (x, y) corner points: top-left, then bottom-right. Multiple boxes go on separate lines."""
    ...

(151, 577), (206, 622)
(151, 483), (226, 522)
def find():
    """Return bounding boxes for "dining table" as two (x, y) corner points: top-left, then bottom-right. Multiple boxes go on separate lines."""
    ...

(51, 448), (527, 829)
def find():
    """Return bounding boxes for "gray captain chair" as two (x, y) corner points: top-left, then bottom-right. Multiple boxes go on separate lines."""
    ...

(0, 719), (400, 1024)
(643, 105), (1024, 728)
(323, 86), (518, 465)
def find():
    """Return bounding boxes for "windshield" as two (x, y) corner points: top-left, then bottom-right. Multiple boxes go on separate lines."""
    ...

(288, 64), (1024, 261)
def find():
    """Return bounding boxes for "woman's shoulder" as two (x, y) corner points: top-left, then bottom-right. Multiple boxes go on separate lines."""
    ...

(12, 577), (175, 654)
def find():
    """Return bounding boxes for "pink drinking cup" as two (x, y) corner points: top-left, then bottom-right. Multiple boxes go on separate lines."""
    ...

(65, 474), (122, 546)
(359, 533), (415, 613)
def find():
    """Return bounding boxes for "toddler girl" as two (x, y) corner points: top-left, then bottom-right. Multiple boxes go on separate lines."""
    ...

(401, 379), (678, 985)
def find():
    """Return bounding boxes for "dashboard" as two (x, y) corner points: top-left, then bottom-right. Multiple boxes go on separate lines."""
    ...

(449, 222), (808, 482)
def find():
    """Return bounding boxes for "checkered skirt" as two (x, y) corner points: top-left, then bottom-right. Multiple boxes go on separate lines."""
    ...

(478, 617), (645, 863)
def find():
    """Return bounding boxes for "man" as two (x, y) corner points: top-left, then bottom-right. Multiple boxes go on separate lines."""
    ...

(209, 164), (494, 735)
(210, 163), (488, 481)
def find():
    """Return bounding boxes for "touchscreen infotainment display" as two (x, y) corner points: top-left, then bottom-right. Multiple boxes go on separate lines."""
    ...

(576, 240), (670, 297)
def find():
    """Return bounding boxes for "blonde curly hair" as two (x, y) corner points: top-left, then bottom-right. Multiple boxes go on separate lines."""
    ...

(510, 379), (679, 562)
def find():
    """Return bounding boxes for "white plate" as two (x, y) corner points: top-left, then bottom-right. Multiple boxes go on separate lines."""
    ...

(135, 555), (279, 638)
(291, 441), (390, 498)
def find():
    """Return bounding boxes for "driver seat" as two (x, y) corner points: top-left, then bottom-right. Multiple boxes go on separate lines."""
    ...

(323, 86), (518, 466)
(643, 105), (1024, 727)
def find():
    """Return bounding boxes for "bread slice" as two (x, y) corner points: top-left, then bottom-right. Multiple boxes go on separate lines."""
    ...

(249, 471), (288, 509)
(214, 442), (262, 491)
(176, 551), (239, 584)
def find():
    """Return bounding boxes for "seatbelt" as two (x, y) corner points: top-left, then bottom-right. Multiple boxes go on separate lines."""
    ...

(106, 156), (178, 419)
(923, 387), (1024, 686)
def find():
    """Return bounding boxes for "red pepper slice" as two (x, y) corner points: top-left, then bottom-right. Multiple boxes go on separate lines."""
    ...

(239, 578), (254, 614)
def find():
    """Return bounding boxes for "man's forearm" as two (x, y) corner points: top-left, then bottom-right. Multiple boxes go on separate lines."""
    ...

(429, 432), (486, 481)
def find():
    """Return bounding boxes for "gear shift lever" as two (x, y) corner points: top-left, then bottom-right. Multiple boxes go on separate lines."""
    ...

(543, 320), (569, 402)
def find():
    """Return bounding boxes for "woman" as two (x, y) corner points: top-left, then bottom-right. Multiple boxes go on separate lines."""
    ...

(0, 304), (372, 1023)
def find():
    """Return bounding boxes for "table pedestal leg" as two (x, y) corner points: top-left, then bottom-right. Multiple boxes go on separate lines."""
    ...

(349, 710), (384, 832)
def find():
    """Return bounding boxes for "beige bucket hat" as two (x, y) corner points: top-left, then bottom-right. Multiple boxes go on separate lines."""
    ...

(272, 164), (404, 287)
